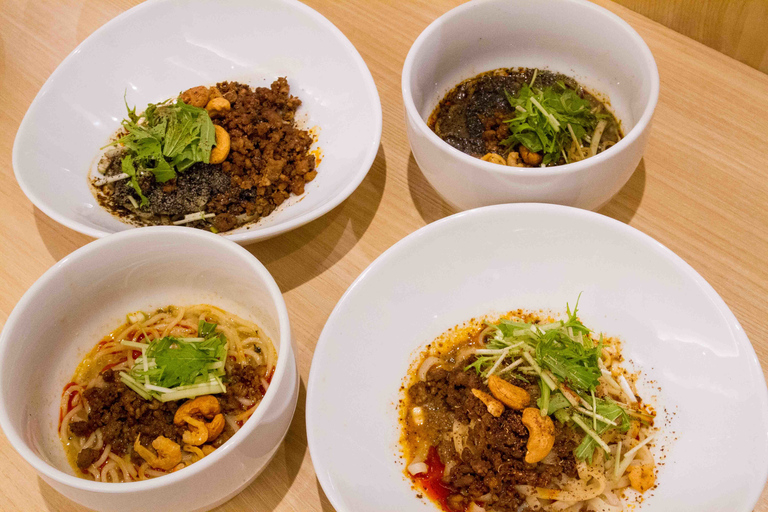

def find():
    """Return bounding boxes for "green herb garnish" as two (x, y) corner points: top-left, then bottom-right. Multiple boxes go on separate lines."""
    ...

(198, 319), (218, 339)
(501, 78), (610, 166)
(106, 93), (216, 207)
(145, 336), (223, 388)
(573, 398), (631, 461)
(120, 155), (147, 207)
(536, 330), (602, 391)
(466, 297), (640, 462)
(119, 319), (227, 402)
(467, 298), (600, 391)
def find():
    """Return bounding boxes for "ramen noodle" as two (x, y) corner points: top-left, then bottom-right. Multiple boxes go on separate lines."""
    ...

(59, 304), (276, 482)
(400, 303), (656, 511)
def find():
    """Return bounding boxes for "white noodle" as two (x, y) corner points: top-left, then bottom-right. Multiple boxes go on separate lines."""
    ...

(93, 445), (111, 468)
(407, 462), (428, 475)
(92, 173), (130, 187)
(172, 212), (216, 225)
(417, 356), (440, 382)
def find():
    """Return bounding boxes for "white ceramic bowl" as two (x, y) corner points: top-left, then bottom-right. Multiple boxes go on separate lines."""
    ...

(0, 228), (298, 512)
(402, 0), (659, 211)
(13, 0), (381, 244)
(307, 203), (768, 512)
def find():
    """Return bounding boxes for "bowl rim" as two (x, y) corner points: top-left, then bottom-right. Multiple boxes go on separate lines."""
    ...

(306, 202), (768, 512)
(0, 226), (292, 493)
(12, 0), (382, 244)
(401, 0), (659, 178)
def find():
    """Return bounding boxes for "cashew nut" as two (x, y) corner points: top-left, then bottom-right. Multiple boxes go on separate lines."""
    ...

(471, 388), (505, 417)
(133, 435), (182, 471)
(628, 464), (655, 493)
(519, 145), (543, 166)
(180, 86), (210, 108)
(174, 396), (226, 446)
(488, 375), (531, 410)
(210, 125), (230, 164)
(506, 151), (523, 167)
(481, 153), (506, 166)
(521, 407), (555, 463)
(205, 97), (231, 117)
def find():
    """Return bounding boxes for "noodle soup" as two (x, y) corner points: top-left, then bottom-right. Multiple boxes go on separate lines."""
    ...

(428, 68), (622, 168)
(59, 304), (276, 482)
(400, 303), (656, 512)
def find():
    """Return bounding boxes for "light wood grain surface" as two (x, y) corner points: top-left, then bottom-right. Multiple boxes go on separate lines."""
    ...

(614, 0), (768, 74)
(1, 1), (767, 511)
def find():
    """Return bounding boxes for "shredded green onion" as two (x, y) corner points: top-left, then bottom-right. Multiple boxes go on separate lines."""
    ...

(466, 297), (640, 462)
(571, 414), (612, 454)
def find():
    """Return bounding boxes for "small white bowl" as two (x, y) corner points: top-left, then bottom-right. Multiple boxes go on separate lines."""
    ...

(307, 203), (768, 512)
(402, 0), (659, 211)
(13, 0), (381, 244)
(0, 227), (298, 512)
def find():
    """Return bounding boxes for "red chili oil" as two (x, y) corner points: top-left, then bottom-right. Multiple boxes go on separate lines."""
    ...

(100, 357), (128, 373)
(59, 382), (79, 427)
(413, 446), (468, 512)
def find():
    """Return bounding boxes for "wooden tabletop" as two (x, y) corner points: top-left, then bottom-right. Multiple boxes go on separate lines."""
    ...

(1, 0), (767, 511)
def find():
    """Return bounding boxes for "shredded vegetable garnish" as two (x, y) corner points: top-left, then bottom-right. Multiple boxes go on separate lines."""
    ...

(172, 212), (216, 225)
(102, 94), (216, 206)
(501, 80), (613, 166)
(119, 319), (227, 402)
(466, 298), (642, 462)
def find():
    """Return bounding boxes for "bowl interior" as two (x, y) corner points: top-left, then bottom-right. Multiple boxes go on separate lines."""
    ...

(13, 0), (380, 242)
(406, 0), (654, 137)
(307, 204), (768, 512)
(0, 229), (285, 479)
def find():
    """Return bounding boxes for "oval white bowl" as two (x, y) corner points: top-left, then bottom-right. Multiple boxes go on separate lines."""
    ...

(0, 227), (298, 512)
(306, 203), (768, 511)
(13, 0), (382, 244)
(402, 0), (659, 211)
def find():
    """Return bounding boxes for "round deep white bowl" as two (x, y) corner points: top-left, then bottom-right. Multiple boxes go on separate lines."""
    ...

(0, 228), (298, 512)
(13, 0), (381, 244)
(402, 0), (659, 211)
(307, 203), (768, 512)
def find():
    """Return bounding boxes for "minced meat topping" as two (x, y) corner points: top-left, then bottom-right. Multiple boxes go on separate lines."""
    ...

(95, 77), (316, 233)
(404, 365), (579, 511)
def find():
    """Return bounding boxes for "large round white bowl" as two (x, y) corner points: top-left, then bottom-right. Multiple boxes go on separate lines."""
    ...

(0, 228), (298, 512)
(306, 204), (768, 512)
(13, 0), (381, 244)
(402, 0), (659, 211)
